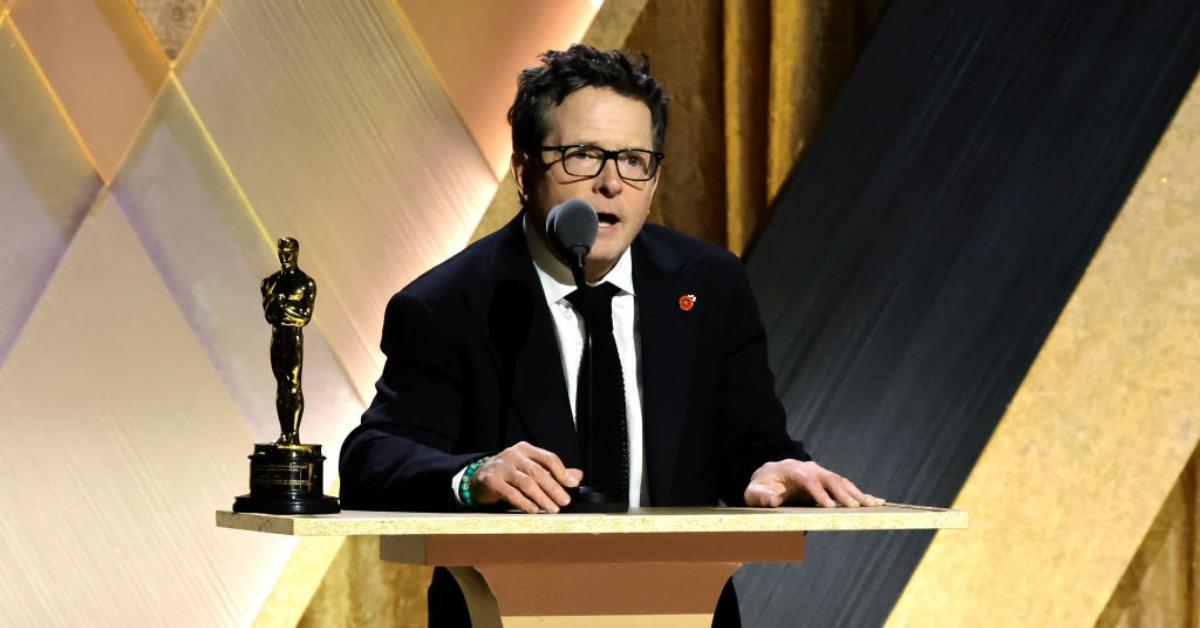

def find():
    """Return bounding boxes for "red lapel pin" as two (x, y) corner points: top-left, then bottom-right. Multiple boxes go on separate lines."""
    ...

(678, 294), (696, 311)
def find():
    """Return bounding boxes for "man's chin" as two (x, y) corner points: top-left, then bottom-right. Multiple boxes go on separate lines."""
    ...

(593, 229), (628, 254)
(585, 251), (620, 281)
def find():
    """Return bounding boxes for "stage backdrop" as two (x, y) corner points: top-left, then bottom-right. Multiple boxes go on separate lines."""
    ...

(1, 1), (1195, 627)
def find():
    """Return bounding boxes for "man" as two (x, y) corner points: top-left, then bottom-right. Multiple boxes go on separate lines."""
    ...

(340, 45), (882, 627)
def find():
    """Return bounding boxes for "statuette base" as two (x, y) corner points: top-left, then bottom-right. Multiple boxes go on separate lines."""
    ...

(233, 443), (340, 515)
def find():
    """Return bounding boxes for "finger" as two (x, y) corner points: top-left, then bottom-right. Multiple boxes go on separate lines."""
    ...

(743, 484), (784, 508)
(839, 477), (886, 506)
(842, 478), (869, 502)
(566, 468), (584, 486)
(495, 483), (540, 514)
(824, 475), (860, 508)
(842, 479), (882, 507)
(511, 471), (561, 514)
(523, 446), (579, 488)
(784, 467), (835, 507)
(521, 460), (572, 507)
(803, 477), (837, 508)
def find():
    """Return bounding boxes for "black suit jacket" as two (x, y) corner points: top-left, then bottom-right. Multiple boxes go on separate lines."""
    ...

(340, 214), (808, 510)
(339, 215), (809, 627)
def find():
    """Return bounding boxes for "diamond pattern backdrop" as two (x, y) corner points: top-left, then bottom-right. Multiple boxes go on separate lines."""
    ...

(0, 0), (598, 624)
(3, 1), (1191, 626)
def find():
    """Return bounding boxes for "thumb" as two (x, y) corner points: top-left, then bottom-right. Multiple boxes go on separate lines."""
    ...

(743, 484), (784, 508)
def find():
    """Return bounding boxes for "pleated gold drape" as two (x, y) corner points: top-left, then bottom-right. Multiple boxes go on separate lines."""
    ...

(620, 0), (888, 254)
(716, 0), (888, 254)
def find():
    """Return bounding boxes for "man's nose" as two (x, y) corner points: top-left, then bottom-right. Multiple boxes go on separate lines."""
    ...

(594, 158), (623, 197)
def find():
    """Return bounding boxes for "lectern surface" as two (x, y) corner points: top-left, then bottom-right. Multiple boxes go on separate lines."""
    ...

(216, 505), (966, 626)
(216, 504), (965, 537)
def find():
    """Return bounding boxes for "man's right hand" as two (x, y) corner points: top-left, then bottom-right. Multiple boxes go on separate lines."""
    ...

(470, 441), (583, 514)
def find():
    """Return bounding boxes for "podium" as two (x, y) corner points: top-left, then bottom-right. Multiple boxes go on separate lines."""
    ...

(218, 505), (966, 627)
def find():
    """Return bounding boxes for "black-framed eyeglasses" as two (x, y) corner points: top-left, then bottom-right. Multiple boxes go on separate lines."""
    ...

(540, 145), (665, 182)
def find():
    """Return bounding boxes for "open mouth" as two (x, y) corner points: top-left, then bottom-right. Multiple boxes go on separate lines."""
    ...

(598, 212), (620, 226)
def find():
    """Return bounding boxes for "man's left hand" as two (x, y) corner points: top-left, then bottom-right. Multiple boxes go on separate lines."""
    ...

(743, 459), (885, 508)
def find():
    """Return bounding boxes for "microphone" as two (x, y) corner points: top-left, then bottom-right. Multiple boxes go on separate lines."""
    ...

(546, 199), (598, 286)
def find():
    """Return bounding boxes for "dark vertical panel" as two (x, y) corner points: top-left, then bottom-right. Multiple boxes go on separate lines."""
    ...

(736, 1), (1200, 626)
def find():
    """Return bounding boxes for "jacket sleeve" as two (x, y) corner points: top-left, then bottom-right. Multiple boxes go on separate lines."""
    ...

(339, 291), (486, 511)
(715, 256), (811, 506)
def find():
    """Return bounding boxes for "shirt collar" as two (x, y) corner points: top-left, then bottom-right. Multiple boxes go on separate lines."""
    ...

(523, 214), (636, 305)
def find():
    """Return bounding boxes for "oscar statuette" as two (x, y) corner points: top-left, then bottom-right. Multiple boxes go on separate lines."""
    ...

(233, 237), (340, 515)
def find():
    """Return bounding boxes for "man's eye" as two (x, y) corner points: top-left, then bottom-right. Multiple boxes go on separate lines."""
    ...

(621, 152), (648, 168)
(567, 148), (600, 160)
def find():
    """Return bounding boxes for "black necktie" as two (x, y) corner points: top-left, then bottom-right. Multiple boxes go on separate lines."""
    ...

(566, 282), (629, 501)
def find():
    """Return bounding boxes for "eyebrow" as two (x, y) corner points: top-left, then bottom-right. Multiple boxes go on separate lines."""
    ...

(560, 140), (653, 151)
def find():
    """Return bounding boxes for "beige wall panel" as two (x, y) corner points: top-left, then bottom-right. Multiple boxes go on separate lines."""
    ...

(110, 79), (363, 474)
(0, 19), (101, 366)
(131, 0), (209, 59)
(9, 0), (168, 180)
(177, 0), (496, 402)
(1096, 447), (1199, 627)
(0, 192), (296, 625)
(887, 77), (1200, 627)
(468, 0), (650, 243)
(396, 0), (599, 179)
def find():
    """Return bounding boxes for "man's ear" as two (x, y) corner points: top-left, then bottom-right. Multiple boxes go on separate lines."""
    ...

(510, 151), (528, 203)
(645, 161), (663, 206)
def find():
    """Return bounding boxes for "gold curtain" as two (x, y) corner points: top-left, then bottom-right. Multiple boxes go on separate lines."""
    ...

(624, 0), (886, 254)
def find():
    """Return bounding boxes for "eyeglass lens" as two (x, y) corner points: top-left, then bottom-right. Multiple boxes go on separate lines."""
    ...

(561, 146), (658, 180)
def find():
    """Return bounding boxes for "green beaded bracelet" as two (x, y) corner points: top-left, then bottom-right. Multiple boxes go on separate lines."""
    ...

(459, 456), (488, 508)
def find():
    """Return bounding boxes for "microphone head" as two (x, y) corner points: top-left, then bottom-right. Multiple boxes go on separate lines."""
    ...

(545, 199), (598, 263)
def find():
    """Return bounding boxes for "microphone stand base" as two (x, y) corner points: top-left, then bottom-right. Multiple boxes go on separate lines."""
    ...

(562, 486), (628, 513)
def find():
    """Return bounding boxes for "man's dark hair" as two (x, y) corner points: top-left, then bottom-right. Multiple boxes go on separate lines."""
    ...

(508, 44), (669, 161)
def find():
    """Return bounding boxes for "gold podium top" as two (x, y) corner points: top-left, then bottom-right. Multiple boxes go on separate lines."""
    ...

(216, 504), (966, 537)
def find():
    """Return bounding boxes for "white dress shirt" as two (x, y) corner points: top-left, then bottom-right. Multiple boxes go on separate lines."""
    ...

(453, 218), (648, 507)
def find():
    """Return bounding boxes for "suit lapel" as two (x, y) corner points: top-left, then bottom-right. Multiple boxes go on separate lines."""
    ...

(469, 215), (581, 468)
(633, 230), (700, 505)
